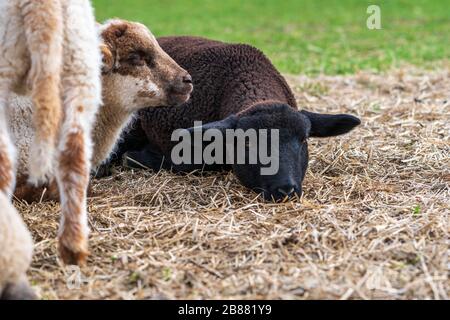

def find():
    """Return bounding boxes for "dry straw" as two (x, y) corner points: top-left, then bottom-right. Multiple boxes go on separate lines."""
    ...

(17, 65), (449, 299)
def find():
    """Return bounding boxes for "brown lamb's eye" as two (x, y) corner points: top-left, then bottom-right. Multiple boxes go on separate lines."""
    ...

(128, 52), (145, 66)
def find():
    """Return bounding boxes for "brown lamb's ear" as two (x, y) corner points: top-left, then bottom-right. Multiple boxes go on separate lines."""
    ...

(100, 43), (114, 74)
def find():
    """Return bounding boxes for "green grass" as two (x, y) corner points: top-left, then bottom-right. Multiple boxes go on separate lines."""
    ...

(92, 0), (449, 75)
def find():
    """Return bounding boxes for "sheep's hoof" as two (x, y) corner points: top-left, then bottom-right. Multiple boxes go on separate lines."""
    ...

(1, 280), (37, 300)
(58, 239), (89, 266)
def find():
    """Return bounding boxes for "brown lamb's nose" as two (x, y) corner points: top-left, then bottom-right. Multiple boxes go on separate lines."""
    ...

(182, 74), (192, 84)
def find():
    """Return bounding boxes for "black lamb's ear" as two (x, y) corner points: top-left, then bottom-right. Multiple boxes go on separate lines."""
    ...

(187, 115), (238, 133)
(300, 110), (361, 137)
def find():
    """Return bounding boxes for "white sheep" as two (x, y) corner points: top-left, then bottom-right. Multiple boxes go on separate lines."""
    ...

(0, 0), (102, 268)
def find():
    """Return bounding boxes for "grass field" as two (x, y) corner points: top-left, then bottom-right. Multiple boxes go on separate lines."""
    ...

(92, 0), (449, 74)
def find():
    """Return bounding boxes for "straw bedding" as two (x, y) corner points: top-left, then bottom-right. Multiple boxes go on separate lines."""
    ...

(17, 66), (449, 299)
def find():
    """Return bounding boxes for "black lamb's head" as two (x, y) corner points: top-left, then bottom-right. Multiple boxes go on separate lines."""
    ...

(191, 102), (361, 201)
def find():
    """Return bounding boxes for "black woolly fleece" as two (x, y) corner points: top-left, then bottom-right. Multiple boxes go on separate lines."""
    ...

(118, 36), (298, 155)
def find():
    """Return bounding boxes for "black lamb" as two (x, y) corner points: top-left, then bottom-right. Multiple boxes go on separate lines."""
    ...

(106, 36), (361, 201)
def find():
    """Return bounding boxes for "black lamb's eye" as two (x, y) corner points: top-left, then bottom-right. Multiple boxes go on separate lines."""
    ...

(128, 52), (145, 66)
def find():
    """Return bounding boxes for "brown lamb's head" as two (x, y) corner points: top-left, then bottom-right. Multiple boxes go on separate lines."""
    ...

(100, 19), (193, 111)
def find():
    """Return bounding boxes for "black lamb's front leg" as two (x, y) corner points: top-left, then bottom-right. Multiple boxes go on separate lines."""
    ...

(93, 120), (150, 178)
(92, 161), (114, 179)
(123, 144), (225, 173)
(93, 148), (164, 178)
(123, 145), (171, 171)
(92, 146), (129, 179)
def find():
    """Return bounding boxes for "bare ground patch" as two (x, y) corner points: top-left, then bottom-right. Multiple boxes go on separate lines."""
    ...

(19, 66), (449, 299)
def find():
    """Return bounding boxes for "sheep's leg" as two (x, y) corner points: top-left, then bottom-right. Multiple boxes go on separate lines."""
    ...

(0, 94), (16, 198)
(92, 162), (114, 179)
(124, 146), (171, 171)
(0, 188), (35, 301)
(0, 4), (29, 196)
(56, 94), (97, 266)
(27, 72), (62, 186)
(124, 145), (221, 173)
(1, 276), (36, 300)
(52, 0), (101, 265)
(20, 0), (63, 186)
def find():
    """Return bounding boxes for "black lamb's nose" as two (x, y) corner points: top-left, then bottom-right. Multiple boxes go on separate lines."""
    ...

(277, 184), (296, 196)
(182, 74), (192, 84)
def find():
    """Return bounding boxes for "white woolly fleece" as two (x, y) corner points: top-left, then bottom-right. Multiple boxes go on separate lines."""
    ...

(0, 193), (34, 294)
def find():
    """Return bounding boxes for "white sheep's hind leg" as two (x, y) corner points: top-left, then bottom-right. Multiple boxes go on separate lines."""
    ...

(20, 0), (63, 186)
(55, 89), (99, 266)
(55, 0), (101, 265)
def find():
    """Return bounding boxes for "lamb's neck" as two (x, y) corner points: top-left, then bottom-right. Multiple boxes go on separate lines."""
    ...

(91, 102), (132, 168)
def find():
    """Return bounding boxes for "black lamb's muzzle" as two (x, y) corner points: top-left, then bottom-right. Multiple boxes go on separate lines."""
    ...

(238, 171), (303, 202)
(263, 182), (302, 202)
(232, 147), (305, 202)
